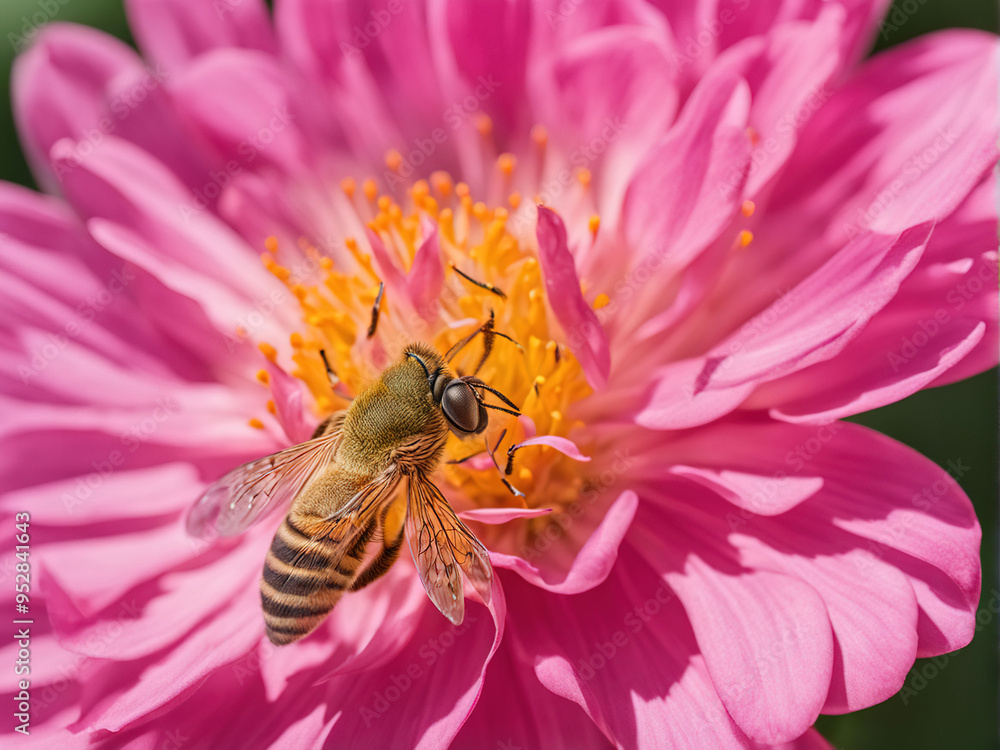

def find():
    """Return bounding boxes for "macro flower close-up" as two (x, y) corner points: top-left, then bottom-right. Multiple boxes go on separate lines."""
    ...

(1, 0), (997, 747)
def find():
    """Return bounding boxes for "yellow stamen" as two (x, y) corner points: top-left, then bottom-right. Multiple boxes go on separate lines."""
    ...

(576, 168), (591, 188)
(256, 369), (270, 385)
(531, 124), (548, 149)
(363, 179), (378, 203)
(593, 293), (610, 310)
(738, 230), (754, 248)
(258, 342), (277, 362)
(431, 171), (453, 197)
(385, 149), (403, 172)
(497, 153), (516, 176)
(340, 177), (356, 198)
(588, 214), (600, 236)
(741, 200), (756, 217)
(264, 236), (279, 254)
(475, 113), (493, 137)
(248, 418), (265, 430)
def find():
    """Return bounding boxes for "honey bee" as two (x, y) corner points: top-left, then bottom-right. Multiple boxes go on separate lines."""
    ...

(186, 321), (519, 645)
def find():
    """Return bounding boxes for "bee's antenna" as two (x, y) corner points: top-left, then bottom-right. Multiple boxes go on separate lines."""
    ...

(468, 380), (520, 412)
(406, 352), (430, 378)
(481, 402), (521, 417)
(367, 281), (385, 339)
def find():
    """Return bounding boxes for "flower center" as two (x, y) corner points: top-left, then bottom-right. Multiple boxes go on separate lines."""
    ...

(254, 157), (598, 531)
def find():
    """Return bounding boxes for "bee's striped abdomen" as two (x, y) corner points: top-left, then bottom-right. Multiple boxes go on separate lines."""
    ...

(259, 513), (374, 645)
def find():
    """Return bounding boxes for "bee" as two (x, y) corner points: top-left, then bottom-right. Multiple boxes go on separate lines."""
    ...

(186, 320), (519, 645)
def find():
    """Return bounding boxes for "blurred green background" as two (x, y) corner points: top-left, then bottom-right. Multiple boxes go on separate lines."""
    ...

(0, 1), (996, 747)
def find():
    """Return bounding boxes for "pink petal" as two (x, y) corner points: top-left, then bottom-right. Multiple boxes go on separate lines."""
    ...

(634, 356), (755, 430)
(536, 206), (611, 389)
(508, 555), (753, 748)
(38, 523), (197, 615)
(627, 415), (836, 515)
(366, 227), (410, 303)
(529, 25), (679, 215)
(799, 425), (980, 657)
(48, 538), (264, 661)
(622, 69), (750, 287)
(12, 24), (209, 193)
(699, 223), (933, 390)
(170, 49), (308, 175)
(125, 0), (276, 69)
(513, 435), (591, 462)
(438, 0), (531, 146)
(407, 226), (445, 319)
(710, 1), (891, 69)
(733, 527), (917, 714)
(751, 178), (998, 421)
(263, 357), (313, 444)
(71, 583), (263, 732)
(711, 6), (845, 194)
(769, 30), (1000, 242)
(320, 576), (506, 749)
(0, 463), (198, 523)
(491, 490), (637, 593)
(454, 619), (613, 749)
(632, 500), (834, 743)
(755, 727), (835, 750)
(460, 506), (554, 524)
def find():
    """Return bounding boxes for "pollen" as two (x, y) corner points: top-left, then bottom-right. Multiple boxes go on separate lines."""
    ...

(593, 293), (610, 310)
(248, 418), (265, 430)
(738, 230), (754, 248)
(256, 369), (270, 385)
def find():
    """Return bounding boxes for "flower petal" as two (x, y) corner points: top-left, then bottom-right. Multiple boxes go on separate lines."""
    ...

(491, 490), (637, 594)
(751, 178), (998, 422)
(536, 206), (611, 389)
(508, 556), (753, 748)
(631, 498), (834, 743)
(621, 69), (750, 287)
(12, 24), (210, 193)
(460, 506), (554, 524)
(125, 0), (276, 68)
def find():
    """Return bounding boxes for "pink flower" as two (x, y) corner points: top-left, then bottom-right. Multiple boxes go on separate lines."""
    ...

(2, 0), (996, 747)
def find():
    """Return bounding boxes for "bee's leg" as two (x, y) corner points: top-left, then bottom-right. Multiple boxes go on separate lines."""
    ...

(349, 496), (406, 591)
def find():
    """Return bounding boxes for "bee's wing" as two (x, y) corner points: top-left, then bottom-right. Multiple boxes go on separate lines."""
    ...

(186, 420), (345, 539)
(405, 472), (493, 625)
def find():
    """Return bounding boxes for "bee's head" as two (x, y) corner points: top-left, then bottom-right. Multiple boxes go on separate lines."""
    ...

(406, 350), (487, 436)
(405, 342), (520, 438)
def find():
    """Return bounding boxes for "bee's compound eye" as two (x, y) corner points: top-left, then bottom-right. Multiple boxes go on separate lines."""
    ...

(442, 382), (483, 434)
